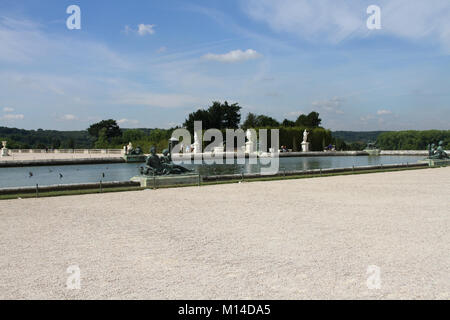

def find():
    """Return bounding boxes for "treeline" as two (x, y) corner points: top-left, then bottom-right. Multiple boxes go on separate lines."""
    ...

(331, 131), (386, 144)
(86, 120), (174, 152)
(0, 126), (93, 149)
(182, 101), (332, 151)
(377, 130), (450, 150)
(0, 124), (173, 152)
(2, 102), (448, 151)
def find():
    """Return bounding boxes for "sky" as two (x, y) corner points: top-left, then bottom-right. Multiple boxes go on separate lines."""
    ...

(0, 0), (449, 131)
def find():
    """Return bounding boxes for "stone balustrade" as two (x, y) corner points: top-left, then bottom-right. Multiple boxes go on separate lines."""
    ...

(9, 149), (124, 155)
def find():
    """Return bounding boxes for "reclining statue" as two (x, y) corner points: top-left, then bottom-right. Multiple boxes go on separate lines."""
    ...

(140, 146), (191, 176)
(428, 141), (449, 160)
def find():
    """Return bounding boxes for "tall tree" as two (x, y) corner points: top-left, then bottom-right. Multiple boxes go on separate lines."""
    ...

(183, 101), (241, 133)
(88, 119), (122, 140)
(242, 113), (258, 130)
(306, 111), (322, 127)
(242, 113), (280, 129)
(295, 111), (322, 128)
(255, 115), (280, 127)
(282, 119), (296, 127)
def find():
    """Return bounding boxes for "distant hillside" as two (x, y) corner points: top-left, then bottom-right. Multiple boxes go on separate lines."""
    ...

(0, 127), (160, 149)
(0, 126), (94, 149)
(331, 131), (387, 143)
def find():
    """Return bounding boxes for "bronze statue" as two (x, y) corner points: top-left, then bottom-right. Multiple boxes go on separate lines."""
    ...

(427, 141), (449, 159)
(140, 146), (191, 176)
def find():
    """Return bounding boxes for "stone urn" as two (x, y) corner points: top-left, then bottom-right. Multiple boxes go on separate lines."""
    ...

(1, 141), (9, 157)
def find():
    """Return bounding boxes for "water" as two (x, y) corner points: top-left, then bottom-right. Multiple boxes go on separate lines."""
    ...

(0, 155), (424, 188)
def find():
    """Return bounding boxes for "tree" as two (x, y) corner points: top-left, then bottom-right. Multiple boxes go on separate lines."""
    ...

(94, 128), (109, 148)
(242, 113), (258, 130)
(88, 119), (122, 140)
(295, 111), (322, 128)
(255, 115), (280, 127)
(242, 113), (280, 129)
(183, 101), (241, 133)
(51, 138), (61, 149)
(282, 119), (295, 127)
(295, 114), (308, 127)
(307, 111), (322, 127)
(122, 129), (145, 143)
(67, 138), (75, 149)
(183, 109), (211, 134)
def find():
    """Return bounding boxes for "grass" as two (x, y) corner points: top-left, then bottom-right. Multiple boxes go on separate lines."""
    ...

(0, 165), (432, 201)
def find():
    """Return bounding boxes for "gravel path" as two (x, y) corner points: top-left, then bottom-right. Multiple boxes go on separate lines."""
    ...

(1, 167), (449, 299)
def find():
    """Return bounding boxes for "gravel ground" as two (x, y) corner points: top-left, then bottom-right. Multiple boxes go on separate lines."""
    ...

(1, 167), (449, 300)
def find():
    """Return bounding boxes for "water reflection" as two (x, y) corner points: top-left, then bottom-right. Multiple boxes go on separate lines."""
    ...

(0, 156), (424, 188)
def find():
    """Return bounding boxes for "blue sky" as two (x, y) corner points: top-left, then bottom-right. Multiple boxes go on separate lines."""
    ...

(0, 0), (449, 131)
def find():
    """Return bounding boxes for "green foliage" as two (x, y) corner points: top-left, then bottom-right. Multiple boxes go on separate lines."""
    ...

(259, 126), (332, 151)
(94, 128), (109, 148)
(294, 112), (322, 128)
(331, 131), (386, 143)
(122, 129), (145, 142)
(87, 119), (122, 140)
(0, 126), (93, 149)
(377, 130), (450, 150)
(242, 113), (280, 129)
(281, 119), (295, 127)
(183, 101), (242, 133)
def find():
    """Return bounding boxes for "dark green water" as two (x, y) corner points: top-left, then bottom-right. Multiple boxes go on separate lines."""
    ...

(0, 155), (424, 188)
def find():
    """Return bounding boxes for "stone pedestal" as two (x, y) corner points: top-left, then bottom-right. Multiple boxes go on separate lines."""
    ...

(418, 158), (450, 167)
(123, 154), (147, 163)
(131, 174), (200, 188)
(301, 142), (310, 152)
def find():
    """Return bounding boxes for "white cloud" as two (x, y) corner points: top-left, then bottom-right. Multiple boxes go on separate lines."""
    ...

(122, 25), (132, 35)
(122, 24), (156, 36)
(202, 49), (262, 63)
(113, 92), (204, 109)
(285, 111), (304, 118)
(243, 0), (364, 43)
(60, 114), (78, 120)
(1, 114), (24, 120)
(360, 114), (375, 122)
(377, 109), (392, 115)
(3, 107), (14, 112)
(117, 118), (139, 125)
(137, 24), (156, 36)
(312, 97), (344, 114)
(243, 0), (450, 50)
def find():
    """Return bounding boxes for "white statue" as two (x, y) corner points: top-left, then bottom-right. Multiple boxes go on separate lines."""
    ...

(246, 129), (257, 142)
(245, 129), (257, 154)
(303, 130), (309, 143)
(194, 132), (200, 145)
(126, 142), (133, 154)
(301, 130), (310, 152)
(1, 141), (9, 157)
(193, 131), (201, 154)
